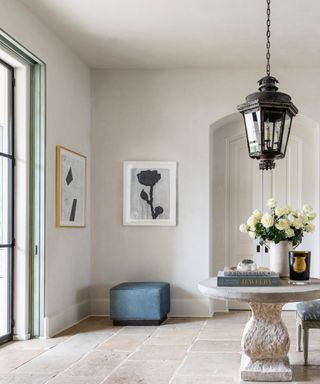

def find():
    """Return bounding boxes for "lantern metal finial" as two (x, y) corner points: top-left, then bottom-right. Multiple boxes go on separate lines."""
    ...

(237, 0), (298, 170)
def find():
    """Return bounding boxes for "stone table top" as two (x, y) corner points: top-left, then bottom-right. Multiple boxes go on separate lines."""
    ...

(199, 278), (320, 303)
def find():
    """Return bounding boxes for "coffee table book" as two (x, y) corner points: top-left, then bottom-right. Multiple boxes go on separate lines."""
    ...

(217, 271), (280, 286)
(223, 266), (273, 276)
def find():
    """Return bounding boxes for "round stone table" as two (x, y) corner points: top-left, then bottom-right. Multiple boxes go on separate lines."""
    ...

(198, 278), (320, 382)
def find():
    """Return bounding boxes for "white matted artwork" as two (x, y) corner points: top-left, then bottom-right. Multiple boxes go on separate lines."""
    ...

(56, 146), (87, 227)
(123, 161), (177, 226)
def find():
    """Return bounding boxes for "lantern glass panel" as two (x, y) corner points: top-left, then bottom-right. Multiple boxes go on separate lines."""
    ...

(262, 110), (285, 154)
(281, 112), (292, 154)
(244, 110), (261, 155)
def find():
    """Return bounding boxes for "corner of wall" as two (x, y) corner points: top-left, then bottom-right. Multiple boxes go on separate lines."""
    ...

(43, 299), (91, 338)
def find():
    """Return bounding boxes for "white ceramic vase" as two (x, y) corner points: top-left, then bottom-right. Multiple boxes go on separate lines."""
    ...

(269, 241), (292, 277)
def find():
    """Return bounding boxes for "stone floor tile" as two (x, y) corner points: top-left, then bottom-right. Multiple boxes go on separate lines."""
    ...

(15, 354), (80, 375)
(102, 360), (179, 384)
(49, 332), (112, 356)
(171, 376), (237, 384)
(0, 313), (317, 384)
(190, 339), (241, 353)
(98, 334), (148, 351)
(289, 350), (320, 366)
(198, 327), (243, 340)
(56, 325), (84, 337)
(0, 350), (43, 374)
(291, 364), (320, 383)
(0, 337), (69, 351)
(162, 318), (206, 329)
(65, 350), (129, 377)
(178, 352), (240, 376)
(58, 317), (121, 336)
(206, 311), (250, 323)
(117, 325), (158, 335)
(144, 328), (198, 346)
(0, 374), (52, 384)
(130, 345), (188, 360)
(47, 375), (104, 384)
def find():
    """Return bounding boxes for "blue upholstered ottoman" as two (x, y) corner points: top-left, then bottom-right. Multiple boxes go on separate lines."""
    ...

(110, 282), (170, 325)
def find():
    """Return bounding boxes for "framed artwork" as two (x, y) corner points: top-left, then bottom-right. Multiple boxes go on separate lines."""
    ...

(123, 161), (177, 226)
(56, 146), (87, 227)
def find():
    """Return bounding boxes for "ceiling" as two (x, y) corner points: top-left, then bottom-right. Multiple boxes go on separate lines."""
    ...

(21, 0), (320, 69)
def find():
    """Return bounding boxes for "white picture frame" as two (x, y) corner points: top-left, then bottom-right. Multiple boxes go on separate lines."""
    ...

(123, 161), (177, 226)
(56, 146), (87, 227)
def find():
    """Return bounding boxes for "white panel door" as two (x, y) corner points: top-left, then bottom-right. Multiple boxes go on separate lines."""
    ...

(228, 135), (262, 269)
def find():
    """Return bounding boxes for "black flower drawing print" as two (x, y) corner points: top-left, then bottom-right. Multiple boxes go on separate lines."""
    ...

(137, 170), (164, 219)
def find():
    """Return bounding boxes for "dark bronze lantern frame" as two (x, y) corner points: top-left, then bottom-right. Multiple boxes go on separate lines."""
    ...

(237, 0), (298, 170)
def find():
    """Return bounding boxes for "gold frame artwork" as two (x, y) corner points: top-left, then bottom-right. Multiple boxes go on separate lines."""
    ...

(56, 145), (87, 228)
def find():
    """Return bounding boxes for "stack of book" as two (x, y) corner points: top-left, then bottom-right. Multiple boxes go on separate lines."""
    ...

(217, 267), (280, 286)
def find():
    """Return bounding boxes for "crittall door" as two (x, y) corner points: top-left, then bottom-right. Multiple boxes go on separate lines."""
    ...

(0, 59), (14, 344)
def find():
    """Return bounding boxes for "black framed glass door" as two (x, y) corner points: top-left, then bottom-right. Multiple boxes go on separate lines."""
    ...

(0, 59), (14, 344)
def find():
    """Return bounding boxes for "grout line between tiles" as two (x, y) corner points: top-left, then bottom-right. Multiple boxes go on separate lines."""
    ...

(99, 324), (160, 384)
(168, 318), (207, 384)
(42, 324), (122, 384)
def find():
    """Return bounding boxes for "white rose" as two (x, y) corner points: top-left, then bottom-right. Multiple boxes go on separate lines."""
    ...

(285, 228), (295, 238)
(267, 198), (277, 209)
(275, 219), (290, 231)
(291, 210), (299, 218)
(275, 207), (286, 217)
(252, 209), (262, 220)
(248, 231), (256, 239)
(261, 213), (274, 228)
(247, 215), (259, 228)
(308, 211), (316, 221)
(306, 223), (315, 232)
(239, 224), (249, 233)
(284, 206), (292, 215)
(303, 204), (313, 213)
(293, 218), (303, 229)
(300, 215), (309, 225)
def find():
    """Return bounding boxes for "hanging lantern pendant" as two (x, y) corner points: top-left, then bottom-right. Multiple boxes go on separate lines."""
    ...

(237, 0), (298, 170)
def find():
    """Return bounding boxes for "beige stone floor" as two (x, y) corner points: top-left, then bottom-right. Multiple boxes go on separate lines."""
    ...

(0, 311), (320, 383)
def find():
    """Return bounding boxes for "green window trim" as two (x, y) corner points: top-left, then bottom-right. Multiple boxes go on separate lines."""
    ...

(0, 28), (46, 338)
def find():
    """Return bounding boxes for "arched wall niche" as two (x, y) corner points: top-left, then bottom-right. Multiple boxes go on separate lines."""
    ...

(209, 112), (320, 292)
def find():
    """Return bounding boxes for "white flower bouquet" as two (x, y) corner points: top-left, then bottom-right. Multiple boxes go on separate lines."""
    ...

(239, 198), (316, 248)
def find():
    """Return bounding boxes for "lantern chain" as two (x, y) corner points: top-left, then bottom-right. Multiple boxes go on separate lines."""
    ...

(266, 0), (271, 76)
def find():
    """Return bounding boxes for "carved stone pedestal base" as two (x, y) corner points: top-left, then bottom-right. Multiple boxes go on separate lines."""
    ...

(240, 355), (292, 382)
(240, 303), (292, 382)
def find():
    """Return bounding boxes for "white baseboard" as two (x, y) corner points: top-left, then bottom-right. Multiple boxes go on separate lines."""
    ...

(13, 333), (31, 341)
(212, 299), (228, 312)
(90, 298), (211, 317)
(170, 299), (212, 317)
(91, 298), (109, 316)
(44, 299), (91, 338)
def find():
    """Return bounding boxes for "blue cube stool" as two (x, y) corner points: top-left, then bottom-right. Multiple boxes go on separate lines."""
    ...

(110, 282), (170, 325)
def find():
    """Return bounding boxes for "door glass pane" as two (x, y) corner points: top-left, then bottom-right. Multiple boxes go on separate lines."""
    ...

(0, 65), (11, 155)
(0, 157), (10, 245)
(0, 248), (9, 337)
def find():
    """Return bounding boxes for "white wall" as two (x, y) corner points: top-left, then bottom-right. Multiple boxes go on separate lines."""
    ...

(91, 68), (320, 316)
(2, 0), (320, 326)
(0, 0), (91, 336)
